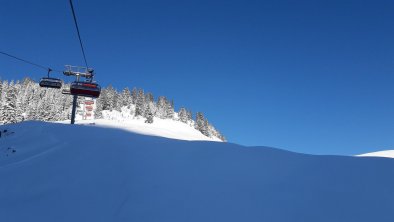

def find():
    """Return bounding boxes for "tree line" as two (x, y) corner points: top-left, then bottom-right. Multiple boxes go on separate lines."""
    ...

(0, 78), (226, 141)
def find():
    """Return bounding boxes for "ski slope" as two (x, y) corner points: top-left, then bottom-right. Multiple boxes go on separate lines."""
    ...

(357, 150), (394, 158)
(1, 121), (394, 222)
(68, 118), (222, 142)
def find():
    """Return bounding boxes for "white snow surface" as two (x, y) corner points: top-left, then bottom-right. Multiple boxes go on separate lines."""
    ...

(72, 109), (221, 142)
(357, 150), (394, 158)
(1, 121), (394, 222)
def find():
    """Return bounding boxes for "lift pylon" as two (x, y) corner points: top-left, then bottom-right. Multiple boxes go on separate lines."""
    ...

(63, 65), (100, 124)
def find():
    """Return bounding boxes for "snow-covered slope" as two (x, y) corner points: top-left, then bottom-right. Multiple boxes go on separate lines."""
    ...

(1, 121), (394, 222)
(73, 108), (222, 142)
(357, 150), (394, 158)
(72, 118), (221, 142)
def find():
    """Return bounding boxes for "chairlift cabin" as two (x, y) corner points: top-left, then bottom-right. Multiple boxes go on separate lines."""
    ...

(70, 81), (101, 98)
(39, 77), (62, 89)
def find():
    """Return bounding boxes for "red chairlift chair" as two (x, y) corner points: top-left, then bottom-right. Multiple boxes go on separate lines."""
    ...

(70, 81), (101, 98)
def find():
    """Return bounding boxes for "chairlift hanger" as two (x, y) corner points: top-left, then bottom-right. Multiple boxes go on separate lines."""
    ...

(39, 68), (62, 89)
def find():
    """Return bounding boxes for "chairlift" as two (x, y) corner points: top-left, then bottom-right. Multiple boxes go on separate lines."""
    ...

(39, 69), (62, 89)
(70, 81), (101, 98)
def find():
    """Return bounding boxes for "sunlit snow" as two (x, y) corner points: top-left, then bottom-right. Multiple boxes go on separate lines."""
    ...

(357, 150), (394, 158)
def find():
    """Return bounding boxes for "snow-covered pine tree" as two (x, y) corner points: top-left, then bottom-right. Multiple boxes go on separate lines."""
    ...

(105, 85), (117, 111)
(145, 92), (154, 103)
(156, 96), (167, 119)
(120, 88), (133, 108)
(178, 107), (188, 123)
(131, 87), (138, 105)
(135, 89), (145, 117)
(0, 80), (3, 106)
(144, 104), (154, 124)
(0, 80), (8, 107)
(1, 81), (17, 124)
(203, 119), (211, 137)
(186, 109), (193, 126)
(166, 100), (174, 119)
(195, 112), (209, 137)
(95, 85), (106, 118)
(14, 80), (24, 122)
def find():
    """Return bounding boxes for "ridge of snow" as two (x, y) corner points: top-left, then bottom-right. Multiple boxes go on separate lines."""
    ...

(69, 108), (222, 142)
(1, 121), (394, 222)
(357, 150), (394, 158)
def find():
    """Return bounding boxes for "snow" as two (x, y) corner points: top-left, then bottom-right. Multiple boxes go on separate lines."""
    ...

(1, 121), (394, 222)
(76, 118), (221, 142)
(64, 108), (222, 142)
(357, 150), (394, 158)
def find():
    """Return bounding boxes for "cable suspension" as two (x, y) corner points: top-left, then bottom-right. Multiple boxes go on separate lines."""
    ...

(0, 50), (62, 73)
(69, 0), (89, 69)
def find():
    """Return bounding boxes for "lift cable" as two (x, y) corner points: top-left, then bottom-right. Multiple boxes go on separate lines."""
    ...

(69, 0), (89, 69)
(0, 50), (62, 73)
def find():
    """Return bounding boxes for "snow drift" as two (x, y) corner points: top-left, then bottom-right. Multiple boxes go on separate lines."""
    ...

(63, 118), (222, 142)
(1, 121), (394, 222)
(357, 150), (394, 158)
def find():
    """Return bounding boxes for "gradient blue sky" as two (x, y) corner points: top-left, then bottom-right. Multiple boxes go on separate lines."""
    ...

(1, 0), (393, 155)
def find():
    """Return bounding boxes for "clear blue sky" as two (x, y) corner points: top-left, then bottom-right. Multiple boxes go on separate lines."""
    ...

(1, 0), (393, 155)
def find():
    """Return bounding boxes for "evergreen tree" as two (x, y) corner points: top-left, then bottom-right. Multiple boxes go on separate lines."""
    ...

(1, 81), (17, 124)
(0, 80), (3, 106)
(186, 109), (193, 122)
(178, 107), (188, 123)
(195, 112), (209, 137)
(156, 96), (167, 119)
(135, 89), (145, 117)
(131, 87), (138, 105)
(0, 80), (8, 107)
(144, 105), (154, 124)
(120, 88), (132, 108)
(166, 100), (174, 119)
(95, 86), (106, 118)
(105, 85), (117, 111)
(14, 81), (24, 122)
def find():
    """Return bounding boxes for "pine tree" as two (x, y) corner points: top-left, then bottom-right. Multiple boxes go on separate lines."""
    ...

(195, 112), (209, 137)
(14, 80), (24, 122)
(131, 87), (138, 105)
(95, 86), (106, 118)
(120, 88), (132, 108)
(0, 80), (3, 106)
(166, 100), (174, 119)
(105, 85), (117, 111)
(156, 96), (167, 119)
(135, 89), (145, 117)
(178, 107), (188, 123)
(1, 81), (17, 124)
(144, 105), (154, 124)
(0, 80), (8, 107)
(203, 119), (211, 137)
(186, 109), (193, 122)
